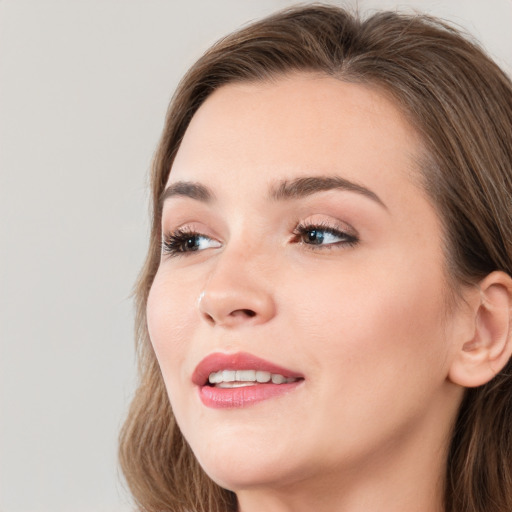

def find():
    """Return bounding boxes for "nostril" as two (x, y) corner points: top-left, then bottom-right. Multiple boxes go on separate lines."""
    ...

(203, 312), (215, 324)
(201, 309), (256, 325)
(230, 308), (257, 318)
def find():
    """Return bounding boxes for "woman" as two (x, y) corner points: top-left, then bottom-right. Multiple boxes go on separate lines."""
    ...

(119, 5), (512, 512)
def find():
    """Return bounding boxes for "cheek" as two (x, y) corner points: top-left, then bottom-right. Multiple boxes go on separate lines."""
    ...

(289, 251), (451, 389)
(146, 267), (199, 386)
(285, 260), (452, 457)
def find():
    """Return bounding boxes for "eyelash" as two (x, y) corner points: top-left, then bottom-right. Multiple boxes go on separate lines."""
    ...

(291, 222), (359, 249)
(161, 227), (213, 256)
(161, 223), (359, 257)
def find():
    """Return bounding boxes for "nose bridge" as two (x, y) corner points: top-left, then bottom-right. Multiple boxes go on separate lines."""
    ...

(198, 241), (276, 327)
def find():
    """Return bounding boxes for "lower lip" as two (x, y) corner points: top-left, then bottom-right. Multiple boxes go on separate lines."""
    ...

(198, 381), (302, 408)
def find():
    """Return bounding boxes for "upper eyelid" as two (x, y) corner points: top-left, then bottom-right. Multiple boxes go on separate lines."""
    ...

(294, 218), (359, 236)
(161, 228), (221, 258)
(162, 221), (218, 237)
(294, 224), (359, 242)
(163, 217), (358, 236)
(161, 221), (359, 248)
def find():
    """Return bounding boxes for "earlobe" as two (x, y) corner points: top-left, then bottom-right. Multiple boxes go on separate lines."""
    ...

(448, 271), (512, 388)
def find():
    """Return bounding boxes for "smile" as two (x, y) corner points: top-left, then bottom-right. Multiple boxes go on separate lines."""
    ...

(193, 352), (304, 408)
(208, 369), (299, 387)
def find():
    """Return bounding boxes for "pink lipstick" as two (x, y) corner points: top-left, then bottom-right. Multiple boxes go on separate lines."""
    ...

(192, 352), (304, 408)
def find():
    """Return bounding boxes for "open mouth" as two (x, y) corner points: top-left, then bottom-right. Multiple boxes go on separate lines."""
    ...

(207, 369), (301, 388)
(193, 352), (304, 408)
(193, 351), (304, 387)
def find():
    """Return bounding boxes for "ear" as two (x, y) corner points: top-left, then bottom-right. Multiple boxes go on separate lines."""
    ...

(448, 271), (512, 388)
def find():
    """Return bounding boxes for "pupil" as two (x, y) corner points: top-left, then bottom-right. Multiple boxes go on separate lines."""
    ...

(186, 237), (197, 249)
(308, 230), (323, 244)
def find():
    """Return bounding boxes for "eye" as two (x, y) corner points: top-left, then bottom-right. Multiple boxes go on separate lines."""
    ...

(292, 223), (358, 248)
(162, 228), (221, 257)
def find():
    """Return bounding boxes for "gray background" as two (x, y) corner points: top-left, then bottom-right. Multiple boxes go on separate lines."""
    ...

(1, 1), (511, 511)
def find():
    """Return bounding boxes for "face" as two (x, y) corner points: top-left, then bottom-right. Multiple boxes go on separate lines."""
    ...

(147, 74), (465, 494)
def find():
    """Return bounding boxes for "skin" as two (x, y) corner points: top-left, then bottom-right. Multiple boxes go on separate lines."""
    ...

(147, 74), (473, 512)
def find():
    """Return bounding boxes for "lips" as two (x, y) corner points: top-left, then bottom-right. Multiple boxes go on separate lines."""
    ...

(192, 352), (304, 408)
(192, 351), (303, 386)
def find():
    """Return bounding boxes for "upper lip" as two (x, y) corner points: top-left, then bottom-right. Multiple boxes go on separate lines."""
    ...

(192, 351), (304, 386)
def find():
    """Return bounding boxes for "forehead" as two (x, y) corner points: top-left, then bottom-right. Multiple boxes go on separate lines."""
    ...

(168, 73), (423, 207)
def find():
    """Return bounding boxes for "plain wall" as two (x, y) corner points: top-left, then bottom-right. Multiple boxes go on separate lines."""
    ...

(1, 1), (510, 510)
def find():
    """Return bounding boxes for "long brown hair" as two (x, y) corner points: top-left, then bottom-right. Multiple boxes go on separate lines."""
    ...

(119, 5), (512, 511)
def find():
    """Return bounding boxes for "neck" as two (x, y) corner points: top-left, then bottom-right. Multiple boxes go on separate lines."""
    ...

(235, 401), (456, 512)
(236, 460), (446, 512)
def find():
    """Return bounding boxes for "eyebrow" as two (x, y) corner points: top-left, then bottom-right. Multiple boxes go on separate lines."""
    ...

(270, 176), (387, 209)
(160, 181), (214, 207)
(160, 175), (387, 210)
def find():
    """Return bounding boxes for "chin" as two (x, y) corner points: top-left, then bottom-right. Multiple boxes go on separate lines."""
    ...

(198, 454), (301, 492)
(201, 462), (273, 491)
(188, 427), (307, 492)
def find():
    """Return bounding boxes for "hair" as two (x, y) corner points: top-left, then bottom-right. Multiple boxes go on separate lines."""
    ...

(119, 4), (512, 511)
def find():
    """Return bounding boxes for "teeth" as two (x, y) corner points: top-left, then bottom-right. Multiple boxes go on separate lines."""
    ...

(256, 371), (271, 383)
(209, 372), (223, 384)
(217, 381), (257, 389)
(271, 374), (286, 384)
(208, 369), (297, 386)
(222, 370), (236, 382)
(236, 370), (256, 381)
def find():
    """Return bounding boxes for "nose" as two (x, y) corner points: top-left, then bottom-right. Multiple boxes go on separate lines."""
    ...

(198, 257), (276, 328)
